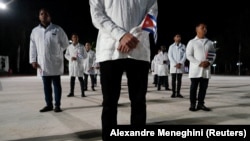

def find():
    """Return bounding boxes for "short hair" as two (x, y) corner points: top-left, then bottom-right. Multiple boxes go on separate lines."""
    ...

(71, 32), (79, 37)
(39, 8), (50, 15)
(195, 22), (207, 28)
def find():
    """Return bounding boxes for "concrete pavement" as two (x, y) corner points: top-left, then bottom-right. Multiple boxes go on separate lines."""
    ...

(0, 74), (250, 140)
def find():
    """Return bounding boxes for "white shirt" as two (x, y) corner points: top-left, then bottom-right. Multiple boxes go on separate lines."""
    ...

(83, 50), (96, 74)
(64, 43), (87, 77)
(155, 51), (169, 76)
(151, 54), (158, 75)
(89, 0), (158, 62)
(29, 23), (69, 76)
(186, 36), (216, 79)
(168, 43), (186, 74)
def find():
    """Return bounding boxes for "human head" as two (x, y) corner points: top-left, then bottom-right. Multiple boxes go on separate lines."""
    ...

(39, 8), (51, 26)
(174, 34), (181, 44)
(196, 23), (207, 38)
(85, 42), (92, 52)
(160, 45), (167, 52)
(71, 33), (79, 45)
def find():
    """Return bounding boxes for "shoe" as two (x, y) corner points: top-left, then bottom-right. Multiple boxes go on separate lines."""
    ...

(40, 106), (53, 112)
(189, 106), (196, 112)
(92, 87), (96, 91)
(67, 93), (74, 97)
(176, 94), (184, 98)
(54, 107), (62, 112)
(81, 94), (86, 97)
(165, 88), (171, 91)
(197, 105), (211, 111)
(171, 94), (176, 98)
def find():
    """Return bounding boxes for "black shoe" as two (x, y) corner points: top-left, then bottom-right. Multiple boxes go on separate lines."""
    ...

(165, 88), (171, 91)
(92, 87), (96, 91)
(176, 94), (184, 98)
(171, 94), (176, 98)
(54, 107), (62, 112)
(67, 93), (74, 97)
(81, 94), (86, 97)
(40, 106), (53, 112)
(189, 104), (197, 112)
(189, 105), (196, 112)
(197, 105), (211, 111)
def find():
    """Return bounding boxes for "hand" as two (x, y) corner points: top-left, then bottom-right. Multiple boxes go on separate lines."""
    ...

(31, 62), (40, 69)
(199, 61), (210, 68)
(117, 33), (139, 53)
(175, 63), (182, 69)
(71, 57), (77, 61)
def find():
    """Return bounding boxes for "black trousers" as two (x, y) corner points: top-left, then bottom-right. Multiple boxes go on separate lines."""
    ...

(190, 78), (209, 106)
(100, 59), (149, 140)
(84, 73), (95, 89)
(70, 76), (84, 94)
(171, 73), (183, 94)
(157, 76), (169, 90)
(42, 75), (61, 107)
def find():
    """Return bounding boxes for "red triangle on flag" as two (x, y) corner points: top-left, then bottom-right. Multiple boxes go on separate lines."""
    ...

(142, 15), (154, 28)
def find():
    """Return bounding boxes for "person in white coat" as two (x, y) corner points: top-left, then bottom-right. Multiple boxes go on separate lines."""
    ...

(168, 34), (186, 98)
(93, 61), (100, 87)
(155, 45), (171, 91)
(89, 0), (158, 140)
(65, 33), (87, 97)
(186, 23), (216, 112)
(151, 49), (161, 87)
(83, 42), (96, 91)
(29, 8), (69, 113)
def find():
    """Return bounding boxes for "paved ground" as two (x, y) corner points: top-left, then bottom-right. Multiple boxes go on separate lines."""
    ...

(0, 74), (250, 141)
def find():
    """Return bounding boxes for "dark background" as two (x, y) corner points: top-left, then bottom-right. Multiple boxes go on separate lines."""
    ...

(0, 0), (249, 75)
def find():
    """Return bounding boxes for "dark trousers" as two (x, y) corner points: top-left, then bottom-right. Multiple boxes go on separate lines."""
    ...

(157, 76), (169, 90)
(190, 78), (209, 106)
(94, 74), (98, 86)
(70, 76), (85, 94)
(84, 73), (95, 89)
(171, 73), (183, 94)
(42, 75), (61, 107)
(153, 74), (158, 86)
(100, 59), (149, 140)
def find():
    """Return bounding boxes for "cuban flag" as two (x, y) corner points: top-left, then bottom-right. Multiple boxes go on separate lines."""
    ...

(206, 50), (216, 61)
(141, 13), (157, 43)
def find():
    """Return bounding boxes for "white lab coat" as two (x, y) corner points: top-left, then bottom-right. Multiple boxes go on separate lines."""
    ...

(168, 43), (186, 74)
(155, 51), (169, 76)
(29, 23), (69, 76)
(151, 54), (158, 75)
(89, 0), (158, 63)
(93, 62), (100, 75)
(83, 50), (96, 75)
(64, 43), (87, 77)
(186, 36), (216, 79)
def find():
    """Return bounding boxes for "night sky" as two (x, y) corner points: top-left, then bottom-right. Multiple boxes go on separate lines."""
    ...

(0, 0), (249, 75)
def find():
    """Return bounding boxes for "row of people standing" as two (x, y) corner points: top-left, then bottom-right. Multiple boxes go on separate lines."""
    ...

(30, 4), (216, 141)
(151, 23), (216, 113)
(64, 33), (98, 98)
(151, 34), (186, 98)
